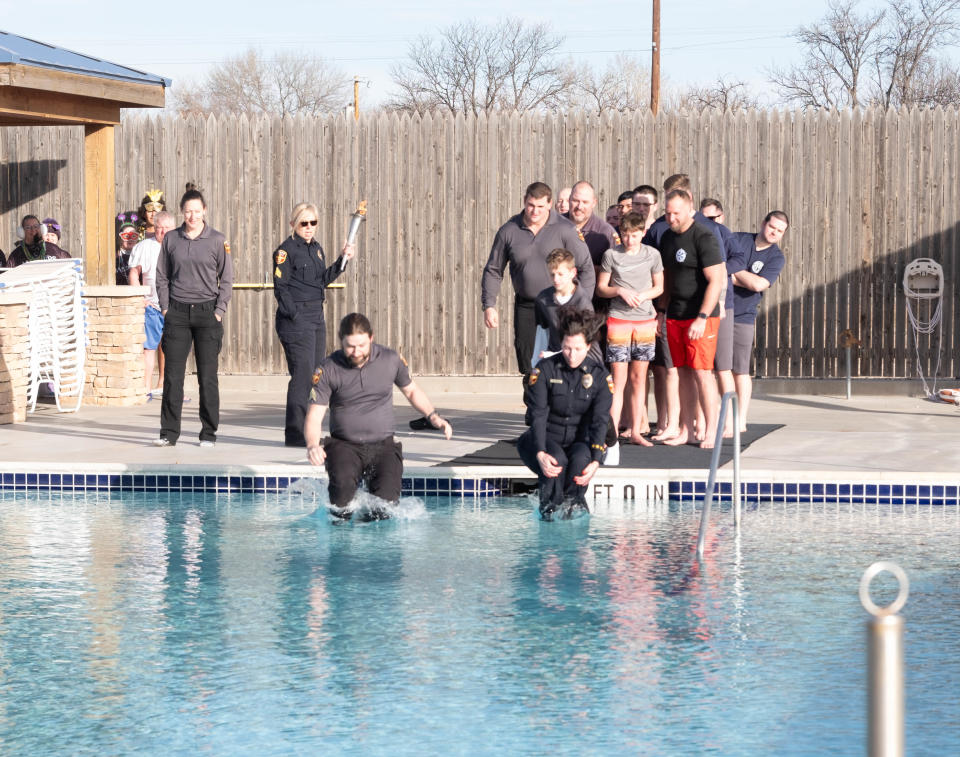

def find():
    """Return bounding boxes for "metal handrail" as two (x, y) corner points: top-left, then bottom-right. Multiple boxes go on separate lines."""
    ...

(696, 391), (741, 561)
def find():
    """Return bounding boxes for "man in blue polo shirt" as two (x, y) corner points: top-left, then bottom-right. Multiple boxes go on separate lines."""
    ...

(729, 211), (789, 431)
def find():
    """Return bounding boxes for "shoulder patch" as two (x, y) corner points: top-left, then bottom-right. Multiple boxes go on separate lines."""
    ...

(276, 249), (287, 264)
(577, 229), (586, 242)
(317, 249), (323, 259)
(613, 232), (621, 246)
(528, 368), (539, 386)
(224, 241), (231, 255)
(312, 367), (322, 385)
(606, 374), (615, 394)
(274, 266), (282, 279)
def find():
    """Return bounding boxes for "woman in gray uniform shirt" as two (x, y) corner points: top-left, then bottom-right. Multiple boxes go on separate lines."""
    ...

(153, 184), (233, 447)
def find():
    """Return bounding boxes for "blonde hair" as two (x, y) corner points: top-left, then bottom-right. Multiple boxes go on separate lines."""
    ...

(289, 202), (320, 230)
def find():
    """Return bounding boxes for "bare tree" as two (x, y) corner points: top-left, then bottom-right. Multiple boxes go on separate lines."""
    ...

(388, 18), (570, 115)
(769, 0), (960, 108)
(173, 48), (351, 117)
(682, 76), (759, 111)
(875, 0), (960, 107)
(564, 54), (651, 115)
(769, 0), (885, 108)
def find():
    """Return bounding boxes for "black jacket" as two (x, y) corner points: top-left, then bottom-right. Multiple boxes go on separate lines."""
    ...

(528, 353), (613, 462)
(272, 233), (344, 318)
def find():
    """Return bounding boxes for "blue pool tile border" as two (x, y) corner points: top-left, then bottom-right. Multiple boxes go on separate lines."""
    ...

(0, 471), (509, 498)
(0, 470), (957, 505)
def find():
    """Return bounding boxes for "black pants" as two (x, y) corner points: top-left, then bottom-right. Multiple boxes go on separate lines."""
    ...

(517, 429), (592, 511)
(160, 299), (222, 444)
(324, 436), (403, 507)
(276, 301), (326, 446)
(513, 298), (537, 374)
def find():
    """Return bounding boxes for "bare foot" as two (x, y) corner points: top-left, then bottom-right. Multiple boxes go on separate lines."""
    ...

(663, 429), (689, 446)
(700, 438), (715, 449)
(739, 424), (747, 433)
(629, 431), (654, 447)
(651, 426), (679, 442)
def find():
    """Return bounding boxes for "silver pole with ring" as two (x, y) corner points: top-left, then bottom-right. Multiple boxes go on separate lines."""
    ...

(859, 561), (909, 757)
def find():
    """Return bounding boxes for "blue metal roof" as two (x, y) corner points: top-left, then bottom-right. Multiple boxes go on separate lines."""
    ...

(0, 30), (170, 88)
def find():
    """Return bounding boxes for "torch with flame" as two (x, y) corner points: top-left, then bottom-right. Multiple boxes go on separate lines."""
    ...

(342, 200), (367, 271)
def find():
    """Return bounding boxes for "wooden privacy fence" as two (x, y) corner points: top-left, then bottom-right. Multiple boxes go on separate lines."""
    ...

(1, 108), (957, 378)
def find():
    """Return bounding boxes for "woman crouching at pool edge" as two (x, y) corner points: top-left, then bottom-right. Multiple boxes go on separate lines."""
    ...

(517, 307), (613, 521)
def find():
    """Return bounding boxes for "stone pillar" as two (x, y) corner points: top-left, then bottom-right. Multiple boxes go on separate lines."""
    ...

(83, 285), (149, 407)
(0, 290), (31, 424)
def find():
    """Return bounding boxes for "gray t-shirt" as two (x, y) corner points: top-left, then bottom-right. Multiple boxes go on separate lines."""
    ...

(600, 245), (663, 320)
(309, 343), (413, 443)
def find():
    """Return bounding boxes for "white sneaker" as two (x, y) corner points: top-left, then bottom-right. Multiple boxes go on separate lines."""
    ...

(152, 437), (172, 447)
(199, 440), (215, 448)
(604, 442), (620, 466)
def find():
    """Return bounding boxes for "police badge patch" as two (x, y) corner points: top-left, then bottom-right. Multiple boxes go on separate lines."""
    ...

(529, 369), (540, 386)
(606, 374), (615, 394)
(276, 249), (287, 264)
(312, 368), (322, 384)
(751, 260), (765, 274)
(676, 248), (687, 263)
(581, 374), (593, 389)
(224, 242), (232, 255)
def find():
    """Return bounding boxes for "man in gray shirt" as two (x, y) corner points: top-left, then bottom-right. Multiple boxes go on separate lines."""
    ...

(305, 313), (452, 521)
(481, 181), (594, 374)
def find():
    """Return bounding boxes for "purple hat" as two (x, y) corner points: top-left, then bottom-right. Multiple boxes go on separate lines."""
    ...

(42, 217), (61, 240)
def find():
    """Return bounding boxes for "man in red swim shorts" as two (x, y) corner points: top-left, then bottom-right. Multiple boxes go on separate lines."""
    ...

(656, 189), (726, 448)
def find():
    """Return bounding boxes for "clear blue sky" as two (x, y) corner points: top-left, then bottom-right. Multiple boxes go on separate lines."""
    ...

(1, 1), (897, 108)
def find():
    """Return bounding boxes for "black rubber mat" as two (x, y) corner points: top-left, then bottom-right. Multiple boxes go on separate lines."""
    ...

(442, 424), (784, 469)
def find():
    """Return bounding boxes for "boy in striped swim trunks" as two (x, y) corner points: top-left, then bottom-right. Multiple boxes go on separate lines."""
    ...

(596, 212), (664, 445)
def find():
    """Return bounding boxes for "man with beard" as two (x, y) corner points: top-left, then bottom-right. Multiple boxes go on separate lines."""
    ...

(6, 215), (70, 267)
(304, 313), (453, 521)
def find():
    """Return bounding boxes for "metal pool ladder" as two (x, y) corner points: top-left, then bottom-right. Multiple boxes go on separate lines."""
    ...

(696, 391), (741, 561)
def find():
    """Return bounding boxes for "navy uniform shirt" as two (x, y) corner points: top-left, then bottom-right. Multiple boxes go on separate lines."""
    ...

(156, 223), (233, 317)
(481, 209), (595, 306)
(272, 233), (344, 318)
(309, 343), (412, 443)
(527, 354), (613, 463)
(729, 232), (786, 324)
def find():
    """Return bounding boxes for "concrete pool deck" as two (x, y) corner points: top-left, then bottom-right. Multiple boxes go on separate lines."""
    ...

(2, 376), (959, 478)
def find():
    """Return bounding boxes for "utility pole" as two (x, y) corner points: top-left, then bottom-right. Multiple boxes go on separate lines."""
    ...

(353, 76), (360, 121)
(651, 0), (661, 115)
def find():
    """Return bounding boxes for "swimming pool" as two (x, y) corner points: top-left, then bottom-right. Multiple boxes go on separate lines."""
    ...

(0, 490), (956, 755)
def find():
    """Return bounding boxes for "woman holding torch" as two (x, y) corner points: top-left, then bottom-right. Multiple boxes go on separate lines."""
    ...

(273, 202), (357, 447)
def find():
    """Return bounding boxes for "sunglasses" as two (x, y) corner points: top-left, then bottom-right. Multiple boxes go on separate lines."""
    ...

(299, 219), (318, 227)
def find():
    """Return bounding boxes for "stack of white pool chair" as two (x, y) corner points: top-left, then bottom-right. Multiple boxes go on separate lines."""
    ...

(0, 258), (87, 412)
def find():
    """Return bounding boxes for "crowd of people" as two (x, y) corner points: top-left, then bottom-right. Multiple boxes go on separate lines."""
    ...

(2, 174), (787, 521)
(482, 176), (789, 515)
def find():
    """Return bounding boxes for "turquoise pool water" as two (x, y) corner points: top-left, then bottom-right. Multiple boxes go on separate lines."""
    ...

(0, 491), (957, 755)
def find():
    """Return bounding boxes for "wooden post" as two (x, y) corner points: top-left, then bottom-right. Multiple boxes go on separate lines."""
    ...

(651, 0), (661, 115)
(83, 124), (115, 286)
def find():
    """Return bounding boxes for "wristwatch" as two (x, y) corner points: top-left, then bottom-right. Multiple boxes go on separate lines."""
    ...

(697, 312), (708, 320)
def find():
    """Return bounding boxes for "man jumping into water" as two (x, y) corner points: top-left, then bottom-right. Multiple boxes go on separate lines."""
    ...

(304, 313), (452, 520)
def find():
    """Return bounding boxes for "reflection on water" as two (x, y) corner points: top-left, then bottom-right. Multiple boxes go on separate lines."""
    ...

(0, 491), (956, 755)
